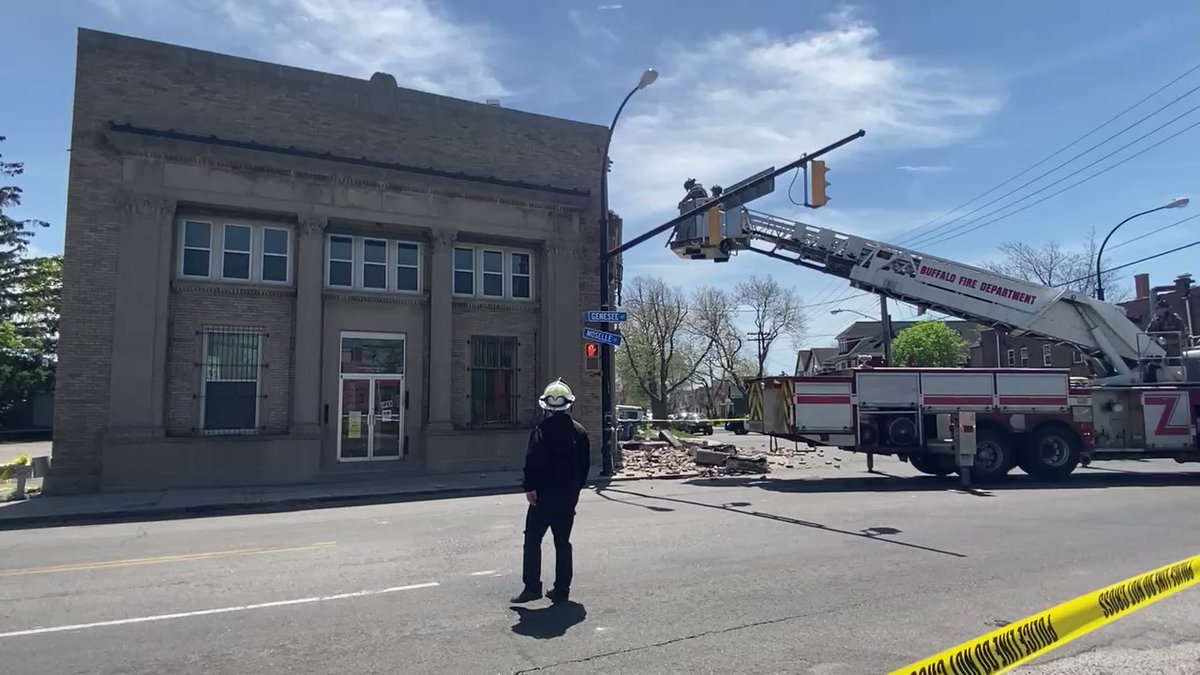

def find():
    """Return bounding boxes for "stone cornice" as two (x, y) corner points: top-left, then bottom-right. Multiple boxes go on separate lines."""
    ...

(118, 192), (177, 218)
(107, 134), (592, 214)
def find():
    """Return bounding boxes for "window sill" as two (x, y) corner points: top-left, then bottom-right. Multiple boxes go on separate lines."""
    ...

(173, 279), (296, 297)
(324, 289), (428, 305)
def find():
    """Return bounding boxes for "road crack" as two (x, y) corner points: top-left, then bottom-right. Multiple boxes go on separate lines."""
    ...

(510, 600), (857, 674)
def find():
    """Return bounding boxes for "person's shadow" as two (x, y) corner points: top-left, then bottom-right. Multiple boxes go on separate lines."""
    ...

(510, 601), (587, 639)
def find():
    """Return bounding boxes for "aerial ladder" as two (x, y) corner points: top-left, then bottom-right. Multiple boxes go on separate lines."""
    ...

(668, 202), (1172, 386)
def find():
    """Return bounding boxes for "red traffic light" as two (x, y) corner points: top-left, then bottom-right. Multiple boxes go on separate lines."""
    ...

(586, 343), (599, 359)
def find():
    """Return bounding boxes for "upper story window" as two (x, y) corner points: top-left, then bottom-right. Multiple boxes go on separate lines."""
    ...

(1019, 347), (1029, 366)
(179, 220), (291, 285)
(1042, 344), (1053, 367)
(453, 245), (535, 300)
(1006, 349), (1015, 366)
(1073, 350), (1085, 364)
(326, 234), (422, 294)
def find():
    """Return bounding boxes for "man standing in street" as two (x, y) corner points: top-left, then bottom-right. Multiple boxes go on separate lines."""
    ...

(511, 379), (591, 604)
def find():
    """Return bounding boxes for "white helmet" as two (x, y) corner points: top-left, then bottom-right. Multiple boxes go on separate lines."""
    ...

(539, 378), (575, 412)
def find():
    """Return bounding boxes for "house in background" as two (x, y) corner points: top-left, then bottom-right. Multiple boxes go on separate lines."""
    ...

(830, 320), (980, 370)
(794, 347), (839, 375)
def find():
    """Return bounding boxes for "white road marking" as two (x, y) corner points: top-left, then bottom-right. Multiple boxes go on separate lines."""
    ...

(0, 582), (440, 639)
(469, 570), (499, 576)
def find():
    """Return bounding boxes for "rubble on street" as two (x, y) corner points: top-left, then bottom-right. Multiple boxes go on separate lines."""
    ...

(614, 431), (774, 478)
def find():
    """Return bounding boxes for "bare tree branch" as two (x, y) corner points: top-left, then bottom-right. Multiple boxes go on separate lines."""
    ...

(984, 227), (1128, 300)
(617, 276), (712, 418)
(735, 276), (809, 378)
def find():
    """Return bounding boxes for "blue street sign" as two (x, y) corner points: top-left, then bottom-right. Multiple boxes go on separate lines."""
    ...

(585, 310), (628, 323)
(583, 327), (623, 347)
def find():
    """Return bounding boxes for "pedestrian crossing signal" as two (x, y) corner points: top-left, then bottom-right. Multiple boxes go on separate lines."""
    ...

(585, 342), (600, 373)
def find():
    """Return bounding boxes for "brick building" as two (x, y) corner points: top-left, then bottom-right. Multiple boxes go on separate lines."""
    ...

(49, 30), (613, 494)
(970, 329), (1090, 376)
(968, 273), (1197, 376)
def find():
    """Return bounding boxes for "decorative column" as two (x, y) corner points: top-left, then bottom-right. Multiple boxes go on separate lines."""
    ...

(291, 215), (327, 435)
(106, 193), (176, 437)
(427, 227), (457, 431)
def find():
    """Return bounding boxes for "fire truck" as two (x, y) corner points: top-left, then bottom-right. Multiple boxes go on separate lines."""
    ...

(668, 198), (1200, 483)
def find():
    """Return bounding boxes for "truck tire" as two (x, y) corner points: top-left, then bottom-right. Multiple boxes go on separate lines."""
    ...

(910, 453), (955, 476)
(971, 427), (1014, 482)
(1019, 424), (1080, 480)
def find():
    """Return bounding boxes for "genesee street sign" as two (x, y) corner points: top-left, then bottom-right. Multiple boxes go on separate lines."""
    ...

(585, 310), (628, 323)
(582, 327), (623, 347)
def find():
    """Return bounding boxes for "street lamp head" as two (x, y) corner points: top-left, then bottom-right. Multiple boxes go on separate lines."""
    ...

(830, 309), (843, 315)
(637, 68), (659, 90)
(1166, 197), (1189, 209)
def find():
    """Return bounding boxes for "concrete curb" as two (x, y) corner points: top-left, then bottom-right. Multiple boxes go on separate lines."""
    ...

(0, 473), (664, 530)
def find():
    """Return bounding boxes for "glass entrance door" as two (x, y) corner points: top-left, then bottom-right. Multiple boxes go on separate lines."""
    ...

(372, 378), (403, 458)
(338, 376), (405, 461)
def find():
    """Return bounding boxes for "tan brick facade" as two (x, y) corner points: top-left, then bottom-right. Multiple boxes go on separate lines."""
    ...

(50, 29), (612, 493)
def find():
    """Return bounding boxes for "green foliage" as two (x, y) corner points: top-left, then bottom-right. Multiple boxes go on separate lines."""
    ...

(892, 321), (969, 367)
(1, 136), (58, 426)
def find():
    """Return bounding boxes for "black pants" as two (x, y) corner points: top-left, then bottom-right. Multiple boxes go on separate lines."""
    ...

(522, 494), (578, 592)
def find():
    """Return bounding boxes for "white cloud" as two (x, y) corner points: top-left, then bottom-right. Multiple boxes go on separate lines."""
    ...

(897, 165), (953, 173)
(607, 8), (1002, 222)
(90, 0), (508, 99)
(569, 8), (620, 44)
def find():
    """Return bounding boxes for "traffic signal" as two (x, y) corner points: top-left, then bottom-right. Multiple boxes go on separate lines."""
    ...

(809, 160), (830, 208)
(585, 342), (601, 373)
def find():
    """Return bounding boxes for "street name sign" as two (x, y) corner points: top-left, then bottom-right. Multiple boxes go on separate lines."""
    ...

(585, 310), (628, 323)
(582, 327), (623, 347)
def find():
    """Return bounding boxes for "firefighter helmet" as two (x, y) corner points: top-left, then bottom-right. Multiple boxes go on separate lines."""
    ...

(539, 378), (575, 412)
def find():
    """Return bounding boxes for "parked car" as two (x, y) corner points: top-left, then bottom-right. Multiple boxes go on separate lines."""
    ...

(724, 418), (748, 435)
(675, 412), (713, 435)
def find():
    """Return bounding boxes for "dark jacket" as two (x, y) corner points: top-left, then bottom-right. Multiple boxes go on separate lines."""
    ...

(522, 412), (590, 497)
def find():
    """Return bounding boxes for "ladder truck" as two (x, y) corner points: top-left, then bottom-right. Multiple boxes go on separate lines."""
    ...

(668, 198), (1200, 482)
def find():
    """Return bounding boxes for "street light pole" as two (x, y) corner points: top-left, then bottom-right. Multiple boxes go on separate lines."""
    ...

(1096, 198), (1189, 301)
(598, 68), (657, 476)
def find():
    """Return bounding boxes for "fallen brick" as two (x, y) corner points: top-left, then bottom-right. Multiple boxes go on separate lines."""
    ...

(694, 448), (733, 466)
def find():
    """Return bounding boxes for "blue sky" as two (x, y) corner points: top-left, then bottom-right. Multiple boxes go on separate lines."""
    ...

(5, 0), (1200, 374)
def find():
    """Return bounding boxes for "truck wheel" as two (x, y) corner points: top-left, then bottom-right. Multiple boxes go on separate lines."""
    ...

(910, 454), (955, 476)
(971, 428), (1014, 481)
(1019, 425), (1080, 480)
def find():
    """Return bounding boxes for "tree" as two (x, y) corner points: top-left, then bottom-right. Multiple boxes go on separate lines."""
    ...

(892, 322), (969, 367)
(689, 286), (755, 400)
(1, 136), (57, 425)
(618, 276), (712, 419)
(983, 228), (1127, 300)
(737, 276), (808, 379)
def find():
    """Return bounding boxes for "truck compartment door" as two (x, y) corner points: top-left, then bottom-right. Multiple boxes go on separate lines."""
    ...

(793, 378), (854, 433)
(1141, 390), (1194, 449)
(996, 372), (1069, 411)
(920, 371), (994, 410)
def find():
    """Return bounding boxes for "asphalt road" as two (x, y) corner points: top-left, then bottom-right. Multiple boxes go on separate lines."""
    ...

(2, 457), (1199, 674)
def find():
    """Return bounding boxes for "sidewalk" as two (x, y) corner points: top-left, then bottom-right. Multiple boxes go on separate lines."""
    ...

(0, 467), (674, 529)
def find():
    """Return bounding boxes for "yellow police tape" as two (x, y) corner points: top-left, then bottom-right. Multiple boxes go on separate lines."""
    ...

(891, 553), (1200, 674)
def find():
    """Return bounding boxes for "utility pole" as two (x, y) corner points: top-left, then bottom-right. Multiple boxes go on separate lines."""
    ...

(747, 330), (768, 377)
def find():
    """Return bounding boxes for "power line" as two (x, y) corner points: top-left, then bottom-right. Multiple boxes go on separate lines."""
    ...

(620, 291), (868, 314)
(899, 59), (1200, 245)
(908, 86), (1200, 247)
(916, 114), (1200, 248)
(1109, 214), (1200, 251)
(1053, 238), (1200, 288)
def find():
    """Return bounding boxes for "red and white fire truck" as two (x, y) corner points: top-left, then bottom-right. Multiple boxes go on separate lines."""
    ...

(669, 199), (1200, 482)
